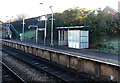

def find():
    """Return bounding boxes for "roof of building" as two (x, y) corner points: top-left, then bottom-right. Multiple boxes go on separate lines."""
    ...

(103, 6), (117, 12)
(56, 26), (91, 30)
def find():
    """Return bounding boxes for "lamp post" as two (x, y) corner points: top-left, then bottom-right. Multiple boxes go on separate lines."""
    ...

(36, 26), (38, 43)
(44, 15), (47, 45)
(49, 6), (54, 46)
(40, 3), (47, 45)
(22, 19), (25, 41)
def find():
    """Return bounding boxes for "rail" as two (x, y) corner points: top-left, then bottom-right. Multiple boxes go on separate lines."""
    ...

(1, 61), (26, 83)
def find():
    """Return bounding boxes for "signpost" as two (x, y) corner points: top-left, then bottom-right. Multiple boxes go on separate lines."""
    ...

(28, 25), (38, 43)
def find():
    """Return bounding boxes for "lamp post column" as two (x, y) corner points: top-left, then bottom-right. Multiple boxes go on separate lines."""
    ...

(40, 3), (47, 45)
(49, 6), (54, 46)
(22, 19), (25, 41)
(44, 15), (47, 45)
(36, 27), (38, 43)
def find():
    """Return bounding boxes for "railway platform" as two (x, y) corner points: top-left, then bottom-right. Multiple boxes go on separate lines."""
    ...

(2, 39), (120, 82)
(8, 39), (119, 66)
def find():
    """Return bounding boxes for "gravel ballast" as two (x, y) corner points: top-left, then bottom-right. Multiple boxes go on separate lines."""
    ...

(2, 53), (57, 83)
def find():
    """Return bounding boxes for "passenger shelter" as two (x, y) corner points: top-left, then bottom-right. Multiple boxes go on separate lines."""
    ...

(56, 26), (91, 49)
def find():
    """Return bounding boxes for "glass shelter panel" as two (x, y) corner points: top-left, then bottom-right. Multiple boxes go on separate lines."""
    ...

(80, 37), (88, 42)
(80, 43), (88, 48)
(80, 31), (88, 36)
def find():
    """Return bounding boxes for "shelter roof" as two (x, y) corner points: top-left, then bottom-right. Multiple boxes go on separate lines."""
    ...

(56, 26), (91, 30)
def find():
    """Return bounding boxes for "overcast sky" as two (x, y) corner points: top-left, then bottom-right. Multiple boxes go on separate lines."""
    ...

(0, 0), (119, 22)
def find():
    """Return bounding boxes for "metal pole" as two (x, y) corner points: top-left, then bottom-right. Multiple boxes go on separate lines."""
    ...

(36, 27), (38, 43)
(8, 19), (11, 39)
(50, 6), (53, 46)
(40, 3), (47, 45)
(22, 19), (25, 41)
(44, 15), (47, 45)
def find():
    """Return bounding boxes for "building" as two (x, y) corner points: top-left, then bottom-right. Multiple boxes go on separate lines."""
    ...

(118, 1), (120, 12)
(103, 6), (117, 15)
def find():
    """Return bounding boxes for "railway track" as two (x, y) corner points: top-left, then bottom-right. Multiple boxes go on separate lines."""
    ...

(2, 45), (99, 83)
(1, 61), (26, 83)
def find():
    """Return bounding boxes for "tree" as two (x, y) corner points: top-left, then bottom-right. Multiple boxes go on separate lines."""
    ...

(10, 14), (28, 22)
(83, 8), (115, 36)
(54, 12), (64, 27)
(63, 7), (91, 26)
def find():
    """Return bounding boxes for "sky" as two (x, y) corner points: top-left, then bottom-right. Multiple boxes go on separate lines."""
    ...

(0, 0), (119, 22)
